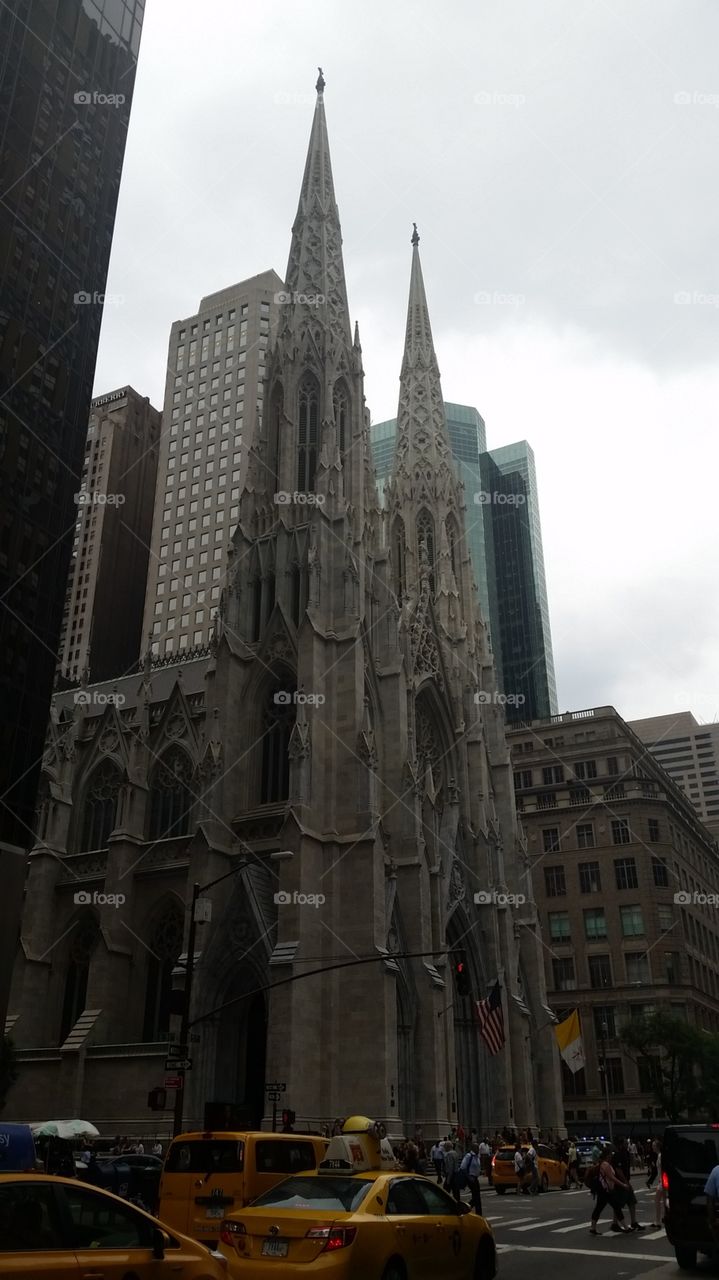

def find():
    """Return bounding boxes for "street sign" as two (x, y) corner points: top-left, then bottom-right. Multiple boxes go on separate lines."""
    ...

(165, 1058), (192, 1071)
(265, 1082), (286, 1092)
(164, 1076), (183, 1089)
(267, 1091), (281, 1102)
(167, 1044), (188, 1058)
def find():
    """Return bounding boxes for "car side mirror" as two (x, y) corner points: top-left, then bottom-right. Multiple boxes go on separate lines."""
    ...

(457, 1201), (472, 1216)
(152, 1226), (169, 1259)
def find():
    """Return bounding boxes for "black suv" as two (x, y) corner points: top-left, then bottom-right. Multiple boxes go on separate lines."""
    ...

(663, 1124), (719, 1268)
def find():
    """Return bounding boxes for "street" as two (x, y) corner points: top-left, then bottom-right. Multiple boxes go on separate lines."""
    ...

(477, 1180), (682, 1280)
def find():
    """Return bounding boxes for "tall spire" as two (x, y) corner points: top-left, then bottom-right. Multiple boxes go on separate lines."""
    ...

(392, 226), (454, 496)
(282, 69), (352, 347)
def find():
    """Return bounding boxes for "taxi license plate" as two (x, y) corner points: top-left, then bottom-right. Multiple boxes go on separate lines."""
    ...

(205, 1205), (225, 1219)
(262, 1239), (289, 1257)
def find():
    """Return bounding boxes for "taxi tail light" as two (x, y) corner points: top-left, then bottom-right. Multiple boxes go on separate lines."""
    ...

(491, 1154), (496, 1167)
(662, 1171), (669, 1191)
(220, 1220), (246, 1247)
(305, 1224), (358, 1252)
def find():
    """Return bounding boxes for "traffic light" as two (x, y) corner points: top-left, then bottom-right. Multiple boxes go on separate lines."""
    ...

(281, 1109), (296, 1131)
(147, 1087), (167, 1111)
(453, 951), (471, 998)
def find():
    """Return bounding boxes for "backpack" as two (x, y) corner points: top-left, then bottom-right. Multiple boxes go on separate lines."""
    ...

(585, 1163), (600, 1194)
(522, 1152), (535, 1174)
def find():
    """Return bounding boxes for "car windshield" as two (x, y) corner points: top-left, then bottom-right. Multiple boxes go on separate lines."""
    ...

(251, 1176), (372, 1212)
(665, 1131), (719, 1175)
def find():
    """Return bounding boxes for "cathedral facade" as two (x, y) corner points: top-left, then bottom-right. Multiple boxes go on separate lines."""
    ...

(8, 77), (563, 1138)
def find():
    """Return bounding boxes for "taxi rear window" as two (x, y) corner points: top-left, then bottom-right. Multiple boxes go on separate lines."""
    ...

(254, 1141), (318, 1174)
(495, 1148), (517, 1161)
(165, 1140), (244, 1174)
(252, 1175), (371, 1212)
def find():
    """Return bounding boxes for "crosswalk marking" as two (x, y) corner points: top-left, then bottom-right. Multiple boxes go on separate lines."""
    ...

(642, 1229), (666, 1240)
(512, 1217), (571, 1232)
(501, 1216), (539, 1226)
(552, 1221), (595, 1233)
(508, 1245), (673, 1261)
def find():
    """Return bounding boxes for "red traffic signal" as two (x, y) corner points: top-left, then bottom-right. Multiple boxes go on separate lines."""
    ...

(454, 951), (471, 998)
(147, 1087), (167, 1111)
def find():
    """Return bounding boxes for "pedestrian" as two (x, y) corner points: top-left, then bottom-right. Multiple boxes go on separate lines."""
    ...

(430, 1140), (445, 1183)
(478, 1136), (492, 1184)
(461, 1142), (484, 1215)
(402, 1140), (420, 1173)
(653, 1142), (666, 1228)
(152, 1140), (163, 1157)
(589, 1148), (629, 1235)
(611, 1139), (645, 1231)
(567, 1139), (579, 1187)
(444, 1140), (461, 1205)
(513, 1141), (528, 1195)
(525, 1138), (540, 1195)
(646, 1139), (659, 1188)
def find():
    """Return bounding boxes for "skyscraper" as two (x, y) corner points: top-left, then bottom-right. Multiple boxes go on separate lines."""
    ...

(141, 273), (282, 656)
(58, 386), (161, 684)
(371, 410), (558, 721)
(629, 711), (719, 836)
(0, 0), (145, 852)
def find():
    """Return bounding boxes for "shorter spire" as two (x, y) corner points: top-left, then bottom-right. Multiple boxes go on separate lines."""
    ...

(411, 222), (420, 247)
(316, 66), (325, 94)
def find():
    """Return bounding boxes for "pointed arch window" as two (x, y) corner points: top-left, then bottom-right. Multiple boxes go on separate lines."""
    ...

(446, 517), (458, 582)
(297, 375), (319, 493)
(333, 383), (349, 458)
(290, 563), (307, 626)
(260, 680), (296, 803)
(79, 759), (122, 852)
(59, 915), (99, 1043)
(392, 517), (406, 601)
(149, 749), (193, 840)
(142, 902), (184, 1041)
(251, 577), (262, 642)
(417, 509), (436, 595)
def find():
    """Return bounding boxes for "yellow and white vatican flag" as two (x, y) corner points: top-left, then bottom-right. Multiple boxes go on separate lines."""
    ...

(554, 1009), (585, 1074)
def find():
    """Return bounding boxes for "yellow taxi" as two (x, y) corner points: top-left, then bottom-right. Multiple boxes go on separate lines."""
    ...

(217, 1117), (496, 1279)
(491, 1142), (568, 1194)
(0, 1171), (228, 1278)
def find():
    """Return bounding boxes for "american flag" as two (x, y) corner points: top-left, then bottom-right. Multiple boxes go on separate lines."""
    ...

(475, 981), (505, 1055)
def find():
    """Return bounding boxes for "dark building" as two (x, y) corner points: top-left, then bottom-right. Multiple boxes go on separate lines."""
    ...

(0, 0), (145, 854)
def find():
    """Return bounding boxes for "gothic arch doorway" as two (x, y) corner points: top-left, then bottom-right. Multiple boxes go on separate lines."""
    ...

(446, 909), (483, 1135)
(211, 978), (267, 1129)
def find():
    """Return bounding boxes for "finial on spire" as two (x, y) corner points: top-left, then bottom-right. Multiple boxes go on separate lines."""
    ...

(411, 222), (420, 247)
(316, 66), (325, 94)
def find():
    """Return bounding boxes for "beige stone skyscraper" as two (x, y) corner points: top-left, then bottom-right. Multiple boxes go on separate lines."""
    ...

(142, 273), (282, 657)
(58, 386), (160, 684)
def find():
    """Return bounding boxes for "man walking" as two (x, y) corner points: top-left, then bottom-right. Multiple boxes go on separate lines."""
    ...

(461, 1142), (484, 1215)
(444, 1140), (461, 1206)
(430, 1140), (445, 1183)
(513, 1141), (528, 1194)
(525, 1138), (540, 1195)
(479, 1136), (492, 1185)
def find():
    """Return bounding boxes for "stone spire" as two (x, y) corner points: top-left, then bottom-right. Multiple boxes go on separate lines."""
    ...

(391, 226), (454, 504)
(281, 69), (353, 349)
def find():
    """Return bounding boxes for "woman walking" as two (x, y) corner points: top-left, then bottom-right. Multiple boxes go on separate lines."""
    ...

(652, 1142), (666, 1228)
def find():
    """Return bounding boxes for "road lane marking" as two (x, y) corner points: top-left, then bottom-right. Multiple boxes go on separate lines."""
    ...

(511, 1217), (571, 1231)
(506, 1245), (673, 1260)
(553, 1221), (597, 1233)
(500, 1216), (539, 1226)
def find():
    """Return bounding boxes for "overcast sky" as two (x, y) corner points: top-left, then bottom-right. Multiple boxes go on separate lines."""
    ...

(94, 0), (719, 724)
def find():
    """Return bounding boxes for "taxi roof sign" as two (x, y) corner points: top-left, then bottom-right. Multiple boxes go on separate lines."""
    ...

(319, 1125), (395, 1174)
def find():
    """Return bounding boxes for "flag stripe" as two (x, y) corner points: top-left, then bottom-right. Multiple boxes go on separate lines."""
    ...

(475, 981), (505, 1055)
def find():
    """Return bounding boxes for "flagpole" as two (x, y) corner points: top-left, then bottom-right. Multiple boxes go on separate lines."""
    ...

(598, 1018), (614, 1143)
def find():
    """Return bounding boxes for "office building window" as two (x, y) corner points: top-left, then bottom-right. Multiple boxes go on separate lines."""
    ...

(543, 827), (560, 853)
(615, 857), (638, 889)
(584, 908), (607, 940)
(549, 912), (571, 942)
(652, 857), (669, 887)
(552, 958), (576, 991)
(588, 954), (612, 989)
(612, 819), (631, 845)
(626, 952), (650, 984)
(544, 865), (566, 897)
(620, 905), (645, 937)
(577, 823), (595, 849)
(579, 861), (601, 893)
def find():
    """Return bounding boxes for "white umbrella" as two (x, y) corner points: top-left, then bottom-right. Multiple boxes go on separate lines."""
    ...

(31, 1120), (100, 1140)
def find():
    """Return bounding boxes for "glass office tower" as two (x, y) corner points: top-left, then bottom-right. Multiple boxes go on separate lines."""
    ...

(370, 407), (558, 722)
(0, 0), (144, 849)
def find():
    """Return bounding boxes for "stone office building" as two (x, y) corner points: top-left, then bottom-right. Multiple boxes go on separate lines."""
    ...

(508, 706), (719, 1129)
(8, 77), (563, 1140)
